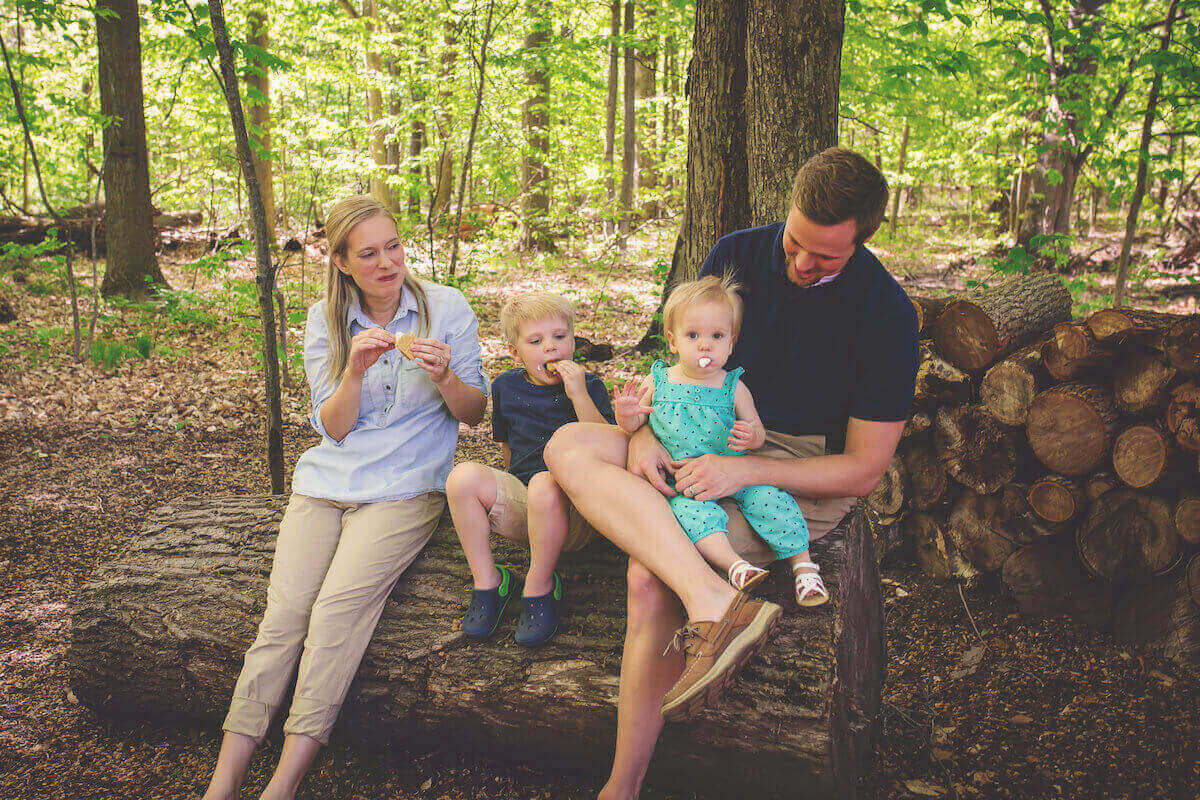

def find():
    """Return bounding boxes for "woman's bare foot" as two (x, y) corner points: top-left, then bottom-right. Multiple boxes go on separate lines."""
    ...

(597, 781), (637, 800)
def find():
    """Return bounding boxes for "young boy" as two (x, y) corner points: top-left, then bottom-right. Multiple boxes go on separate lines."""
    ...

(446, 292), (614, 646)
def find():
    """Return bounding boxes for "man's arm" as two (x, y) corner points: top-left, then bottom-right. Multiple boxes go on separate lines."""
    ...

(672, 417), (904, 502)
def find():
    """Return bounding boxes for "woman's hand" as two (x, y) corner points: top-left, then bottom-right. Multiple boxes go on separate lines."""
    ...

(728, 419), (765, 451)
(671, 454), (750, 501)
(614, 379), (653, 434)
(347, 327), (398, 377)
(411, 338), (452, 384)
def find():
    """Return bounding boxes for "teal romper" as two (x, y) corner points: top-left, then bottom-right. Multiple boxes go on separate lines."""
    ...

(648, 360), (810, 559)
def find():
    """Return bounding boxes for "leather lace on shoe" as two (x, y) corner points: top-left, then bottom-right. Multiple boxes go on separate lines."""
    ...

(664, 623), (703, 657)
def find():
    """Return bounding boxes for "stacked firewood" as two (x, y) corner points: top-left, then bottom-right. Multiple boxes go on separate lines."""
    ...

(869, 272), (1200, 673)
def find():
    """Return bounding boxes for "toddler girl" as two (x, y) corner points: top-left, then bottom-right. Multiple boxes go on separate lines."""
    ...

(614, 274), (826, 606)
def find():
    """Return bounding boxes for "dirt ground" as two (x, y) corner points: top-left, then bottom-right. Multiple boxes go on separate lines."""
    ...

(1, 214), (1198, 799)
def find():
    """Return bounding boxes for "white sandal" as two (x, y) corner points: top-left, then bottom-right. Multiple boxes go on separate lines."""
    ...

(792, 561), (828, 607)
(728, 559), (769, 593)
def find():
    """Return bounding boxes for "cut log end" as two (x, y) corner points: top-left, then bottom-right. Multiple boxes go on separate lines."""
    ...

(1028, 475), (1085, 524)
(1176, 496), (1200, 547)
(1026, 383), (1117, 475)
(1112, 425), (1172, 489)
(1077, 490), (1181, 583)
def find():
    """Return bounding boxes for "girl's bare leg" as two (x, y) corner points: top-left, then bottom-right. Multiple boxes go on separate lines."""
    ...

(694, 531), (743, 577)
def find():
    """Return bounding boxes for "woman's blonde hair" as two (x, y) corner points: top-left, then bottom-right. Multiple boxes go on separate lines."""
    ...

(499, 292), (575, 345)
(323, 194), (430, 380)
(662, 273), (744, 339)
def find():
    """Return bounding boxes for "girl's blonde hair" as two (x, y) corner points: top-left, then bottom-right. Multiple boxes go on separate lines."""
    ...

(323, 194), (430, 380)
(662, 273), (744, 339)
(499, 292), (575, 345)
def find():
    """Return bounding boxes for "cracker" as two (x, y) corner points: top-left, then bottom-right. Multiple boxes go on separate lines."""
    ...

(394, 332), (416, 359)
(544, 360), (560, 374)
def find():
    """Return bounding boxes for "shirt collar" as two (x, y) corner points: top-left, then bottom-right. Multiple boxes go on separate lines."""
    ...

(347, 285), (418, 330)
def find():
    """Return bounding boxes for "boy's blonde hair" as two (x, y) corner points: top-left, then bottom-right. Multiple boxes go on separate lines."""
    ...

(662, 273), (744, 339)
(500, 292), (576, 344)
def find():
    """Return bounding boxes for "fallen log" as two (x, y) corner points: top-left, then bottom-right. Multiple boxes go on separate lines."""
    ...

(866, 455), (908, 523)
(948, 487), (1038, 572)
(1028, 474), (1087, 525)
(911, 295), (955, 338)
(907, 511), (978, 583)
(1077, 489), (1181, 582)
(1001, 542), (1115, 627)
(1084, 308), (1180, 348)
(1112, 348), (1177, 415)
(68, 496), (885, 799)
(901, 436), (947, 510)
(932, 272), (1071, 371)
(1042, 321), (1108, 381)
(1163, 314), (1200, 374)
(1111, 559), (1200, 675)
(1189, 555), (1200, 610)
(1176, 496), (1200, 546)
(1111, 424), (1185, 489)
(1165, 382), (1200, 451)
(901, 409), (932, 439)
(1026, 383), (1118, 475)
(914, 342), (972, 404)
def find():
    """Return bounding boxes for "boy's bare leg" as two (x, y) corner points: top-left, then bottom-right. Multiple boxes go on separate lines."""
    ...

(258, 733), (321, 800)
(446, 462), (502, 590)
(525, 471), (569, 597)
(201, 731), (257, 800)
(544, 423), (736, 622)
(598, 560), (686, 800)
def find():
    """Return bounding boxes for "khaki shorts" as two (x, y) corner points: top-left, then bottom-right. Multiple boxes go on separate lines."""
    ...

(487, 466), (598, 551)
(725, 431), (857, 566)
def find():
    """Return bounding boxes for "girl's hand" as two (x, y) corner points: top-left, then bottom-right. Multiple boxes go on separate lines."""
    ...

(554, 359), (588, 398)
(347, 327), (398, 378)
(728, 419), (764, 451)
(614, 379), (653, 434)
(411, 338), (453, 384)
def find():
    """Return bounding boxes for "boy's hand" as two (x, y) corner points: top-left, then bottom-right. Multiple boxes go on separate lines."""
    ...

(614, 379), (653, 434)
(728, 419), (764, 451)
(554, 359), (587, 398)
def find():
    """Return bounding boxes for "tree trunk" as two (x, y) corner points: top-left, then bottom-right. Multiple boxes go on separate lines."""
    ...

(68, 497), (886, 798)
(244, 8), (276, 232)
(363, 0), (396, 213)
(406, 56), (426, 221)
(637, 0), (843, 349)
(603, 0), (620, 236)
(932, 272), (1072, 371)
(1026, 382), (1118, 475)
(521, 0), (553, 251)
(431, 20), (457, 222)
(1113, 0), (1181, 307)
(617, 1), (636, 243)
(980, 342), (1047, 426)
(888, 122), (909, 234)
(636, 12), (658, 219)
(96, 0), (166, 298)
(1085, 308), (1181, 348)
(1077, 489), (1181, 582)
(207, 0), (286, 493)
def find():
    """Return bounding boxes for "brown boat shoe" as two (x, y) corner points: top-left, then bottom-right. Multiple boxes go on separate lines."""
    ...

(659, 592), (782, 721)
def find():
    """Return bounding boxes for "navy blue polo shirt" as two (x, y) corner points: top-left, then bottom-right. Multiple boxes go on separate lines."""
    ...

(698, 222), (918, 454)
(492, 368), (615, 484)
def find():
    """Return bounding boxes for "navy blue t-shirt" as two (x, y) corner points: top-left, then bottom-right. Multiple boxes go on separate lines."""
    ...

(491, 368), (616, 484)
(698, 221), (918, 454)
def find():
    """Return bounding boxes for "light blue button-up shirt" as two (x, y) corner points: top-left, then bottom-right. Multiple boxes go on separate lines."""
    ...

(291, 281), (488, 503)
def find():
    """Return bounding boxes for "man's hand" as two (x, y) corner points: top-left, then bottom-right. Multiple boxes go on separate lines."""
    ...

(627, 426), (676, 497)
(671, 454), (750, 502)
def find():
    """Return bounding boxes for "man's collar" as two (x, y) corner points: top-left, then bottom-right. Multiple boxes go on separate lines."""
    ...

(347, 284), (417, 329)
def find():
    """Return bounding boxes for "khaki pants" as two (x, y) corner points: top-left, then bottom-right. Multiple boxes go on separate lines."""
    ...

(486, 467), (598, 551)
(726, 432), (857, 566)
(223, 491), (445, 745)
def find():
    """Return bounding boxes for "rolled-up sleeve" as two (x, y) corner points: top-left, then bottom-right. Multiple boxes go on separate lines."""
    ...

(303, 303), (347, 446)
(444, 290), (489, 396)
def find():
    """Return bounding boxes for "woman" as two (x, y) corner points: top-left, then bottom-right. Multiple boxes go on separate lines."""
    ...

(202, 194), (487, 800)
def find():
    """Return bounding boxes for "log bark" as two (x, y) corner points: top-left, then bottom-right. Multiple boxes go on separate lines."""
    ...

(1176, 496), (1200, 547)
(901, 436), (947, 510)
(1165, 381), (1200, 451)
(1189, 554), (1200, 609)
(1001, 542), (1115, 627)
(948, 487), (1039, 572)
(907, 511), (978, 583)
(1112, 348), (1177, 415)
(1111, 558), (1200, 676)
(1111, 424), (1182, 489)
(911, 295), (954, 339)
(934, 405), (1018, 494)
(1028, 474), (1086, 524)
(1026, 383), (1118, 475)
(1163, 314), (1200, 374)
(1085, 471), (1119, 501)
(914, 342), (972, 404)
(866, 455), (907, 522)
(932, 272), (1071, 371)
(1077, 489), (1181, 582)
(1041, 321), (1107, 381)
(900, 409), (932, 439)
(68, 496), (885, 798)
(980, 342), (1046, 426)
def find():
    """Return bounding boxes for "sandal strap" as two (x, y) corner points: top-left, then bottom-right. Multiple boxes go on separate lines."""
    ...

(791, 561), (820, 573)
(728, 559), (766, 590)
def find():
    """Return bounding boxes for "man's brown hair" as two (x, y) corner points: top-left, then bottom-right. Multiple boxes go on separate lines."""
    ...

(789, 147), (889, 244)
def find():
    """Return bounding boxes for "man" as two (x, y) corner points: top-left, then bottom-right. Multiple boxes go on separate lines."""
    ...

(545, 147), (918, 800)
